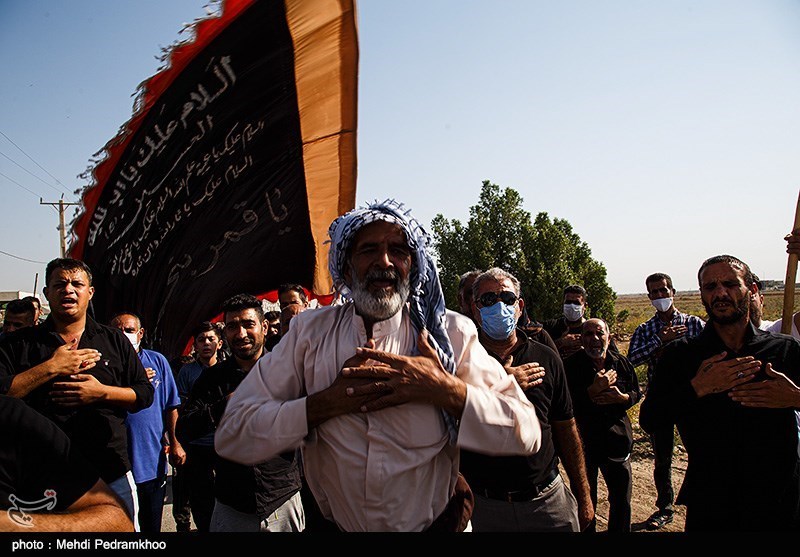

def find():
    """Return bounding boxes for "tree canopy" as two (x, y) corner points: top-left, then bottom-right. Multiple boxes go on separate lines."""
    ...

(431, 180), (616, 324)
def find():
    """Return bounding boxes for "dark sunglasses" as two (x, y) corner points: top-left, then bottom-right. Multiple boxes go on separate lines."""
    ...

(476, 291), (518, 307)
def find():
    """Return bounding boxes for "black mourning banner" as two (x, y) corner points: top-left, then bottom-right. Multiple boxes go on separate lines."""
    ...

(71, 0), (358, 358)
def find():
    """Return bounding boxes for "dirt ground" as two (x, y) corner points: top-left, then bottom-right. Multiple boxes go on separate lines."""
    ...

(576, 429), (688, 533)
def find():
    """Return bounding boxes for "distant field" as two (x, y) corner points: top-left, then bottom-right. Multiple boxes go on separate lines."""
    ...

(612, 289), (796, 338)
(612, 289), (798, 386)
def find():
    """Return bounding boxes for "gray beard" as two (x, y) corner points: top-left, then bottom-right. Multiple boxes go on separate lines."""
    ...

(350, 269), (411, 322)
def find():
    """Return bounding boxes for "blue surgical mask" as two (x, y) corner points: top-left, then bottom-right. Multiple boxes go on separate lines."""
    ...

(479, 302), (517, 340)
(563, 304), (584, 322)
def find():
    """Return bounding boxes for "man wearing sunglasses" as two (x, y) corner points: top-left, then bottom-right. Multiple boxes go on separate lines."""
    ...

(459, 268), (594, 532)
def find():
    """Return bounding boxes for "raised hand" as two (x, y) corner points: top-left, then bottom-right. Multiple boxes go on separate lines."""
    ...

(502, 355), (546, 391)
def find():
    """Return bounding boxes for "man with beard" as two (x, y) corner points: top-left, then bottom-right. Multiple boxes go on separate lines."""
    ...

(177, 294), (304, 532)
(564, 318), (640, 532)
(640, 255), (800, 531)
(215, 200), (540, 532)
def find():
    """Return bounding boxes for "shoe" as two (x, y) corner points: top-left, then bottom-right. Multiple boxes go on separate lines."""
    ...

(645, 510), (673, 530)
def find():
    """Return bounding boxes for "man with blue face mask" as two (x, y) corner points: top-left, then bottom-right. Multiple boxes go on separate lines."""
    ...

(460, 268), (594, 532)
(628, 272), (704, 530)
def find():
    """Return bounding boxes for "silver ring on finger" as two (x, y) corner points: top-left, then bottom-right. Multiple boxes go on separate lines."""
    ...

(737, 372), (745, 379)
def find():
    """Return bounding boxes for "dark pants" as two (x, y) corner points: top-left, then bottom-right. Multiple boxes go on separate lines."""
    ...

(185, 444), (216, 532)
(586, 452), (632, 532)
(136, 476), (167, 533)
(650, 427), (675, 512)
(171, 464), (192, 531)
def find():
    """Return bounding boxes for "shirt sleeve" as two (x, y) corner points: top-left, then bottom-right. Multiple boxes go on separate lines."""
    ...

(157, 353), (181, 409)
(627, 322), (660, 368)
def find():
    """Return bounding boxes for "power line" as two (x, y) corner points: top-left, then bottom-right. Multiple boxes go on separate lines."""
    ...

(0, 150), (70, 197)
(0, 129), (72, 196)
(0, 170), (42, 199)
(0, 249), (47, 264)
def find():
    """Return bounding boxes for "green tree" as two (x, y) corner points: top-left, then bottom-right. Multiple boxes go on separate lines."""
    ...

(431, 180), (616, 324)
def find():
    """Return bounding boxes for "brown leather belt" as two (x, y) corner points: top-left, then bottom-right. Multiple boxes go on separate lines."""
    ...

(475, 468), (560, 502)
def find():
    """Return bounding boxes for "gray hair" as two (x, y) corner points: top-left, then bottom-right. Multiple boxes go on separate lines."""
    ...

(473, 267), (521, 299)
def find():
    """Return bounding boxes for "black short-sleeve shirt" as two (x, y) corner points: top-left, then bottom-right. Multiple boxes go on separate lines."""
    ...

(0, 316), (153, 482)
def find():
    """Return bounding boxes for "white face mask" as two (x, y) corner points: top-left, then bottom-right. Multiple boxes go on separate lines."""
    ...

(563, 304), (584, 322)
(124, 331), (141, 351)
(651, 297), (673, 313)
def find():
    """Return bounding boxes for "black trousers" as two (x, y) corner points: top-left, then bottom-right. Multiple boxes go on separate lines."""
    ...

(585, 450), (632, 532)
(171, 463), (192, 531)
(184, 444), (216, 532)
(649, 427), (675, 512)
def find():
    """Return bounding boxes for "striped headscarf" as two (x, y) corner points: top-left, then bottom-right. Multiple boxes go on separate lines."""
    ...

(327, 199), (459, 442)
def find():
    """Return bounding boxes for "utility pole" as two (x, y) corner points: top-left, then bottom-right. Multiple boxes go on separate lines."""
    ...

(40, 197), (80, 258)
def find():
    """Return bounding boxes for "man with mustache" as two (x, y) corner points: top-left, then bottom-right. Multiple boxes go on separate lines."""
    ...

(0, 258), (153, 530)
(215, 200), (540, 532)
(177, 294), (304, 531)
(640, 255), (800, 531)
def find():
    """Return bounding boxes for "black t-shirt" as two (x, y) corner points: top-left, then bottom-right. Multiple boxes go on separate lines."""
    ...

(176, 358), (302, 518)
(0, 316), (153, 482)
(0, 395), (99, 513)
(563, 349), (640, 459)
(460, 331), (573, 491)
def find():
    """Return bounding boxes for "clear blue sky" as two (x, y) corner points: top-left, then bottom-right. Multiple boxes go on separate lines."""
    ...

(1, 0), (799, 296)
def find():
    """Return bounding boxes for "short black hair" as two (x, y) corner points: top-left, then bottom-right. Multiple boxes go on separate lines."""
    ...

(697, 255), (755, 288)
(191, 321), (220, 340)
(221, 294), (265, 320)
(45, 258), (93, 286)
(278, 283), (308, 303)
(265, 310), (281, 322)
(21, 296), (41, 309)
(645, 273), (674, 292)
(563, 285), (587, 299)
(5, 298), (35, 315)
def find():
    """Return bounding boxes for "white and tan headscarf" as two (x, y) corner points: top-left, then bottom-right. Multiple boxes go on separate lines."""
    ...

(327, 199), (459, 441)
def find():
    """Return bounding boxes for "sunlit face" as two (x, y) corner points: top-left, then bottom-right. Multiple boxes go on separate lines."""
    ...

(280, 304), (304, 336)
(699, 262), (753, 325)
(266, 319), (280, 338)
(582, 319), (609, 360)
(472, 277), (521, 329)
(646, 278), (674, 301)
(193, 330), (222, 360)
(346, 221), (413, 322)
(43, 268), (94, 321)
(224, 308), (266, 361)
(279, 290), (307, 310)
(111, 314), (144, 346)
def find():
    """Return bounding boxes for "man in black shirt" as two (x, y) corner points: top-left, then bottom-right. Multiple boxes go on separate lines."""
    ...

(177, 293), (304, 531)
(564, 318), (641, 532)
(459, 268), (594, 532)
(641, 254), (800, 531)
(0, 258), (153, 530)
(0, 395), (132, 532)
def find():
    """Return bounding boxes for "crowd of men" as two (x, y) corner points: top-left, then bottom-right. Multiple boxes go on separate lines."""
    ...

(1, 201), (800, 533)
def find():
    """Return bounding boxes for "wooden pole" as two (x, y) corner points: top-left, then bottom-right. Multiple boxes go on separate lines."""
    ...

(781, 190), (800, 334)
